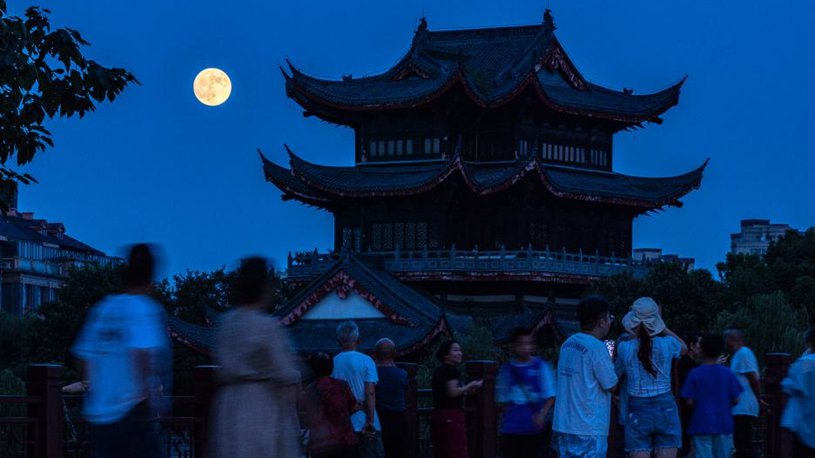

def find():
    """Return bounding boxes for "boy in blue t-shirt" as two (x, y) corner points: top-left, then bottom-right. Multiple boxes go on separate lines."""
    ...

(681, 334), (744, 458)
(497, 328), (556, 458)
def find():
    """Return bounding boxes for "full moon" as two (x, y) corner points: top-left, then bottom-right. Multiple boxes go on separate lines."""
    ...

(193, 68), (232, 106)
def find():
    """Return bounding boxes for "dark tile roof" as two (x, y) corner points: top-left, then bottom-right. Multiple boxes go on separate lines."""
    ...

(283, 16), (683, 124)
(0, 214), (104, 255)
(169, 254), (447, 356)
(262, 150), (707, 210)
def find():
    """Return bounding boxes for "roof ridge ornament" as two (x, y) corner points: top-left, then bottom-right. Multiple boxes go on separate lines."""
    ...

(543, 8), (556, 30)
(417, 17), (428, 33)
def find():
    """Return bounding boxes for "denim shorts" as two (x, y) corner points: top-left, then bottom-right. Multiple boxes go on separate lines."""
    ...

(551, 432), (608, 458)
(625, 392), (682, 453)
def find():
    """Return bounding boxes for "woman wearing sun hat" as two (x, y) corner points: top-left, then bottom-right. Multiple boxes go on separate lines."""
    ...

(615, 297), (688, 458)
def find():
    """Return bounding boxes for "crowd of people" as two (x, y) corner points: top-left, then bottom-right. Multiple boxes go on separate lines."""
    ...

(70, 245), (815, 458)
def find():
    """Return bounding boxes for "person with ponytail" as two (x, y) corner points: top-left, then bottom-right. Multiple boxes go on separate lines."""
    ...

(616, 297), (688, 458)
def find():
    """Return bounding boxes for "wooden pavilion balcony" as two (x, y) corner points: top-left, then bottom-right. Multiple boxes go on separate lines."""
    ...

(285, 246), (652, 283)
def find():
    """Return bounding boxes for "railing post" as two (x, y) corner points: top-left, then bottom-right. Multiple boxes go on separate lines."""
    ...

(764, 353), (792, 458)
(27, 364), (64, 458)
(194, 365), (218, 458)
(397, 363), (419, 458)
(465, 360), (498, 458)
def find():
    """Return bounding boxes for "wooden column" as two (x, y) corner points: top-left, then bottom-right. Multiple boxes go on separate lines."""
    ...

(763, 353), (792, 458)
(26, 364), (64, 458)
(397, 362), (419, 458)
(193, 365), (218, 458)
(465, 360), (498, 458)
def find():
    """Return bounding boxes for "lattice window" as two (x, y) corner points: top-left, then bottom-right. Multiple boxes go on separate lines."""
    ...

(394, 223), (404, 249)
(353, 228), (362, 251)
(342, 228), (352, 248)
(372, 224), (382, 250)
(382, 223), (393, 250)
(417, 222), (428, 249)
(405, 222), (416, 249)
(428, 223), (440, 249)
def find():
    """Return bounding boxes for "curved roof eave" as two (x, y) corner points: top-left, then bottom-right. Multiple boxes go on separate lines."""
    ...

(282, 59), (685, 123)
(275, 148), (707, 209)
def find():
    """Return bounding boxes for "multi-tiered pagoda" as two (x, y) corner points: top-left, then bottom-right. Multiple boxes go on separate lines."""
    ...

(170, 12), (705, 357)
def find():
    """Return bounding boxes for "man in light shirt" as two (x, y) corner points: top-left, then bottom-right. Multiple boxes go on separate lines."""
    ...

(332, 320), (385, 458)
(72, 244), (170, 458)
(552, 296), (618, 458)
(782, 327), (815, 456)
(725, 328), (762, 458)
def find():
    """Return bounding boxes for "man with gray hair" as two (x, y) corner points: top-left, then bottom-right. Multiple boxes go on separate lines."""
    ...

(332, 321), (384, 458)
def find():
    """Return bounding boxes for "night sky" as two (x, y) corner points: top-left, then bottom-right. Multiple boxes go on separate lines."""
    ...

(9, 0), (815, 277)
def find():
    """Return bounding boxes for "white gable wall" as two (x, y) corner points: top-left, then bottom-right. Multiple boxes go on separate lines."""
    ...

(301, 290), (387, 320)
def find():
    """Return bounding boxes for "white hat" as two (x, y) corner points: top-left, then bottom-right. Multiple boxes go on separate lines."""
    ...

(622, 297), (666, 337)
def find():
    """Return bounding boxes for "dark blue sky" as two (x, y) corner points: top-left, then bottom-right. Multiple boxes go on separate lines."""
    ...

(11, 1), (815, 277)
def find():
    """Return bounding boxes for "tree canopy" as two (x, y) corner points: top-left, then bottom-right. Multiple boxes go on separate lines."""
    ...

(0, 2), (137, 206)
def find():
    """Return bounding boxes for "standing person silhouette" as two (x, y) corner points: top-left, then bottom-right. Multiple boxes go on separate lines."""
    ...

(72, 243), (171, 458)
(724, 328), (763, 458)
(332, 321), (386, 458)
(209, 257), (301, 458)
(374, 338), (408, 458)
(431, 340), (483, 458)
(551, 295), (618, 458)
(616, 297), (688, 458)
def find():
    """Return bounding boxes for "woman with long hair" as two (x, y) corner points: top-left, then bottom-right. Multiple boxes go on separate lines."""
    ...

(209, 257), (301, 458)
(430, 341), (483, 458)
(616, 297), (688, 458)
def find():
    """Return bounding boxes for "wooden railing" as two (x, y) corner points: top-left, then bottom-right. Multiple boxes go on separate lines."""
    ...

(287, 247), (652, 281)
(0, 365), (210, 458)
(0, 356), (795, 458)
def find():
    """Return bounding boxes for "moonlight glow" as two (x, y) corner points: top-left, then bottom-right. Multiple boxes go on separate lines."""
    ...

(193, 68), (232, 106)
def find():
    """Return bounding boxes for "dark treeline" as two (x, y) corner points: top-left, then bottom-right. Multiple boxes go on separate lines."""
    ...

(2, 229), (814, 394)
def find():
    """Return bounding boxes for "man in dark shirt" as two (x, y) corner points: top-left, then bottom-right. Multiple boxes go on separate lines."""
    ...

(374, 338), (408, 458)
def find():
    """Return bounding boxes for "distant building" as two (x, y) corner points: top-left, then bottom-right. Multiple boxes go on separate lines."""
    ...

(730, 219), (794, 256)
(633, 248), (695, 271)
(0, 207), (118, 316)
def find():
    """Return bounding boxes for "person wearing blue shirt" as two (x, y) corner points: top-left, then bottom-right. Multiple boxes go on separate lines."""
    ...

(497, 327), (556, 458)
(374, 338), (408, 458)
(681, 334), (744, 458)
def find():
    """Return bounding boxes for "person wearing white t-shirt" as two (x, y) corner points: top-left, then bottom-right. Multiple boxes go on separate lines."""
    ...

(781, 327), (815, 456)
(725, 328), (764, 458)
(552, 296), (618, 458)
(332, 320), (385, 458)
(72, 244), (170, 458)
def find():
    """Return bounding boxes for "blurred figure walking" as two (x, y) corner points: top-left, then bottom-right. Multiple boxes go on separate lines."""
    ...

(209, 257), (301, 458)
(497, 327), (556, 458)
(72, 243), (171, 458)
(781, 327), (815, 456)
(374, 338), (408, 458)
